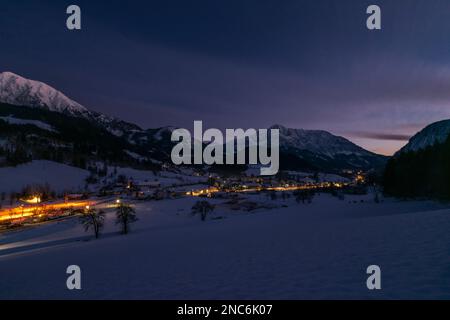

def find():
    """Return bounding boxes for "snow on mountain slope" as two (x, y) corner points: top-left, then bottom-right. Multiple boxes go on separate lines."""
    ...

(268, 125), (387, 171)
(0, 72), (145, 139)
(153, 126), (176, 141)
(397, 119), (450, 154)
(272, 124), (374, 157)
(0, 72), (89, 117)
(0, 115), (56, 132)
(0, 160), (89, 193)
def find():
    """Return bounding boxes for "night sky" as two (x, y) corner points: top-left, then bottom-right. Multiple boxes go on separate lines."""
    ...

(2, 0), (450, 155)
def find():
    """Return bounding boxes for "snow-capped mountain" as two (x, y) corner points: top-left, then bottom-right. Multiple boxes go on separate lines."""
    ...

(0, 72), (387, 172)
(0, 72), (90, 117)
(0, 71), (143, 137)
(397, 120), (450, 154)
(0, 72), (179, 166)
(272, 124), (372, 157)
(271, 125), (387, 171)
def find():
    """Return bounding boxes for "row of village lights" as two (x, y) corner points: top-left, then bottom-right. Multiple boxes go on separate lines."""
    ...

(84, 199), (121, 211)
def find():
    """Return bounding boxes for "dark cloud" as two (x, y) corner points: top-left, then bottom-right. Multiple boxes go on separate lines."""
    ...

(347, 132), (412, 141)
(2, 0), (450, 155)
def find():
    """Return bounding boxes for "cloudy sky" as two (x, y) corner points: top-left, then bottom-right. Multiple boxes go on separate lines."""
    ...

(2, 0), (450, 155)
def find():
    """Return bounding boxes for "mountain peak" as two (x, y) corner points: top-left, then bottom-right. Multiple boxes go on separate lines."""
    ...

(0, 71), (89, 116)
(1, 71), (19, 77)
(0, 71), (147, 137)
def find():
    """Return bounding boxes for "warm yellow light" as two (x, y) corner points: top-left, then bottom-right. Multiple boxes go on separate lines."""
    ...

(0, 200), (92, 222)
(22, 196), (41, 204)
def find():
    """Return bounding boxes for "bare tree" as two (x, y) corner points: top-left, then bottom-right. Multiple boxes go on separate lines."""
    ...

(191, 200), (215, 221)
(79, 207), (105, 239)
(115, 202), (138, 234)
(270, 191), (277, 201)
(294, 190), (315, 204)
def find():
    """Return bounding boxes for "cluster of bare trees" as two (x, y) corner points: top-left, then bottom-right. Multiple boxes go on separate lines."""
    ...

(191, 200), (215, 221)
(79, 202), (138, 239)
(294, 190), (315, 204)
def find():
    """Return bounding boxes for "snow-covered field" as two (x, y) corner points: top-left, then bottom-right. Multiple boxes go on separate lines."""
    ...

(1, 193), (450, 299)
(113, 166), (205, 187)
(0, 160), (207, 195)
(0, 160), (89, 194)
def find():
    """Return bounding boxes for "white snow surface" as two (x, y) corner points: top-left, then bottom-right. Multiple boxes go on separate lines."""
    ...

(0, 115), (56, 132)
(1, 193), (450, 299)
(0, 160), (89, 193)
(112, 166), (205, 187)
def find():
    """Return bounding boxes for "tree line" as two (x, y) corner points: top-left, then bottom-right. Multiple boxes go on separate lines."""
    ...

(383, 136), (450, 199)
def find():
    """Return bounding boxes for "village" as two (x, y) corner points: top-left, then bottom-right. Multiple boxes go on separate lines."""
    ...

(0, 166), (368, 228)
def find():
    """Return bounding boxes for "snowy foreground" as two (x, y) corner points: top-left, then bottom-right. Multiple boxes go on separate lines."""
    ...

(1, 193), (450, 299)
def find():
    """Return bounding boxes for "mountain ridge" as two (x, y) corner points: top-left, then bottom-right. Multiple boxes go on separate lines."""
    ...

(269, 124), (386, 171)
(0, 72), (387, 173)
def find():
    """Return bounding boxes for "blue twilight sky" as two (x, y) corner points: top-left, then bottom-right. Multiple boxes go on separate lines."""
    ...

(2, 0), (450, 155)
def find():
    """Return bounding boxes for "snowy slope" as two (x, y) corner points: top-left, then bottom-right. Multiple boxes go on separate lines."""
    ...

(111, 166), (205, 187)
(397, 119), (450, 154)
(0, 115), (56, 132)
(0, 160), (89, 193)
